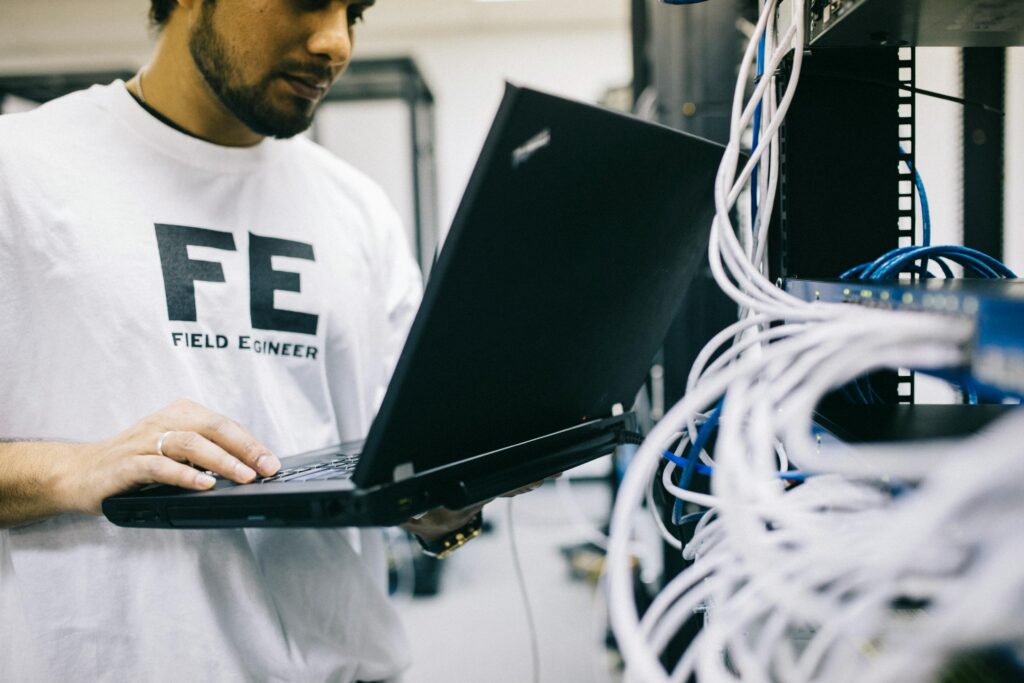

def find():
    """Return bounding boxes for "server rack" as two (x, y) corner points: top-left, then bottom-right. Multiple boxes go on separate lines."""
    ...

(631, 0), (1021, 678)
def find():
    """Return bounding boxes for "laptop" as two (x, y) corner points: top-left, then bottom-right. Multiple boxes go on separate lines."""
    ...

(103, 83), (724, 529)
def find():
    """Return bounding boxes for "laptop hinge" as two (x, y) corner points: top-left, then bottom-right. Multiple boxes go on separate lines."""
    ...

(392, 462), (415, 482)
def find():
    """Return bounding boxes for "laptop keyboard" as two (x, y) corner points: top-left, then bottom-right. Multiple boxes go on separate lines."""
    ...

(255, 452), (361, 484)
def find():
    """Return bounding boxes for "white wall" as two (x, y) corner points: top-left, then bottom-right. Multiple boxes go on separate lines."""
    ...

(314, 99), (419, 255)
(357, 28), (632, 234)
(915, 48), (964, 249)
(0, 0), (152, 73)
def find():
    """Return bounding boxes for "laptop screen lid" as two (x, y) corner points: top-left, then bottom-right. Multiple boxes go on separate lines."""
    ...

(352, 83), (724, 488)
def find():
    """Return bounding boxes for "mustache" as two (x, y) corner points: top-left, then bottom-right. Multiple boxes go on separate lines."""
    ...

(277, 61), (335, 84)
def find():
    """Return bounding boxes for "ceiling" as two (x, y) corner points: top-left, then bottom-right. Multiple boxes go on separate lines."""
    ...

(0, 0), (630, 74)
(360, 0), (629, 36)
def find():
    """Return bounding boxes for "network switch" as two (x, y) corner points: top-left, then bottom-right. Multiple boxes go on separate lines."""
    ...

(786, 278), (1024, 396)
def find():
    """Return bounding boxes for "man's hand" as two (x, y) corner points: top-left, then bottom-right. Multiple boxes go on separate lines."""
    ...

(0, 399), (283, 526)
(399, 479), (547, 543)
(59, 399), (282, 515)
(400, 503), (485, 543)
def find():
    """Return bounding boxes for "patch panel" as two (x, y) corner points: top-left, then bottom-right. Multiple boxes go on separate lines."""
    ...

(787, 278), (1024, 395)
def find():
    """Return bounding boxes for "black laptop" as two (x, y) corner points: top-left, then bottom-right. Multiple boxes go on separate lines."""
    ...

(103, 83), (724, 529)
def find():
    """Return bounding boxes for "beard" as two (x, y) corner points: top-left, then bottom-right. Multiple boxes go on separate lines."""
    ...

(188, 4), (321, 139)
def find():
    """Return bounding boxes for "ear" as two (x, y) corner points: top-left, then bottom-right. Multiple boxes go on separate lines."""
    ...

(176, 0), (206, 18)
(173, 0), (206, 26)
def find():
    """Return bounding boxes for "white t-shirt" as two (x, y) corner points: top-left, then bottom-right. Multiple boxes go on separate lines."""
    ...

(0, 82), (423, 682)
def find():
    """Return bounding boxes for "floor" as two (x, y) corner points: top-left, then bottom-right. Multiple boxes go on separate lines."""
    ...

(391, 478), (623, 683)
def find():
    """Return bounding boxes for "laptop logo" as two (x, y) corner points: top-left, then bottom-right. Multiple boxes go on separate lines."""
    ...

(512, 128), (551, 168)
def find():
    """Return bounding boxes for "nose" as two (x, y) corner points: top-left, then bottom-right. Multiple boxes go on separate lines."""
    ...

(306, 6), (352, 67)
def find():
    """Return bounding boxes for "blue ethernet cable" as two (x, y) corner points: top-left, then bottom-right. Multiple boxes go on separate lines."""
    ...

(914, 158), (932, 248)
(842, 246), (1016, 281)
(683, 401), (722, 488)
(751, 15), (766, 229)
(669, 400), (722, 524)
(900, 145), (931, 248)
(838, 201), (1015, 405)
(660, 403), (809, 527)
(842, 150), (1014, 285)
(660, 451), (809, 483)
(865, 246), (1000, 277)
(662, 400), (809, 525)
(875, 252), (994, 279)
(691, 461), (807, 481)
(662, 451), (690, 469)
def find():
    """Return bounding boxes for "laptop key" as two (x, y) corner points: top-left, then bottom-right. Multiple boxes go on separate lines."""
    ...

(290, 468), (355, 482)
(256, 454), (360, 484)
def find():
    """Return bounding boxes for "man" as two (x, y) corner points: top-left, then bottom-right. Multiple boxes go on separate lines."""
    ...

(0, 1), (489, 680)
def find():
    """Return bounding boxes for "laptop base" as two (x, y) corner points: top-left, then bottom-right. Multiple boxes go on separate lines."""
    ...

(103, 413), (637, 529)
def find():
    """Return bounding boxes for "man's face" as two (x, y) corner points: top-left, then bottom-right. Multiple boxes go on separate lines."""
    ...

(188, 0), (372, 138)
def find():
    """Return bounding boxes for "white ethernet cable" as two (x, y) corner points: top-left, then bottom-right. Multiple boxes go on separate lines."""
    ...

(608, 303), (1024, 683)
(676, 326), (1021, 683)
(605, 0), (1024, 681)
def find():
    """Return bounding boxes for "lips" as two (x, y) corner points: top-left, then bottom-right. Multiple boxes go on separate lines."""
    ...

(282, 74), (328, 101)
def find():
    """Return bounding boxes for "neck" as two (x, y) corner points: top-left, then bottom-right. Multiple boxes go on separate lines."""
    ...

(135, 26), (264, 148)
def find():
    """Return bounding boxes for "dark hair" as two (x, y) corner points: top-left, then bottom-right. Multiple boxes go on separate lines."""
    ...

(149, 0), (177, 28)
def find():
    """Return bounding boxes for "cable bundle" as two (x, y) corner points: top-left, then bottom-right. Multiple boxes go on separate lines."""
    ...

(841, 245), (1017, 280)
(840, 150), (1016, 282)
(605, 1), (1024, 681)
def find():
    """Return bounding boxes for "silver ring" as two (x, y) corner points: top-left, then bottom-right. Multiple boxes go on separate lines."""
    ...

(156, 431), (172, 458)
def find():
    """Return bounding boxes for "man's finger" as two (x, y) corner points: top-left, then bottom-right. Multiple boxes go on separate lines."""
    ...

(135, 455), (217, 491)
(156, 431), (257, 484)
(178, 406), (280, 477)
